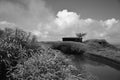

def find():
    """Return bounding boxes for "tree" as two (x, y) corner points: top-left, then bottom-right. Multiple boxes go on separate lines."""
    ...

(76, 32), (87, 39)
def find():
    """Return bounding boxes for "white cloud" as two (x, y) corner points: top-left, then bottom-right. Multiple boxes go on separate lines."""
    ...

(49, 10), (120, 43)
(32, 30), (42, 36)
(0, 3), (120, 43)
(0, 21), (16, 29)
(104, 18), (119, 29)
(55, 9), (80, 29)
(0, 0), (54, 30)
(0, 21), (15, 25)
(84, 18), (94, 24)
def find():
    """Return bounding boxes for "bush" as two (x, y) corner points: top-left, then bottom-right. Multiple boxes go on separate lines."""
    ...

(0, 28), (96, 80)
(0, 28), (39, 79)
(10, 47), (94, 80)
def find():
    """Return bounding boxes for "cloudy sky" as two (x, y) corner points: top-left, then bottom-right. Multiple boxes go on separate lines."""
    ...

(0, 0), (120, 43)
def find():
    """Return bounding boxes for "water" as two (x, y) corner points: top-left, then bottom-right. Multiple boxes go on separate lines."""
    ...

(70, 54), (120, 80)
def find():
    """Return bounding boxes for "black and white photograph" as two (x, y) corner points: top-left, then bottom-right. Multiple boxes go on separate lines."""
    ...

(0, 0), (120, 80)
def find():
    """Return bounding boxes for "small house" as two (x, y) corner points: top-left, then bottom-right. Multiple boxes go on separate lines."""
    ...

(62, 37), (82, 42)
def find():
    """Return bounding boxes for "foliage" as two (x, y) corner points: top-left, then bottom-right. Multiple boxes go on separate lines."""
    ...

(76, 33), (87, 38)
(0, 28), (39, 80)
(0, 28), (96, 80)
(10, 48), (89, 80)
(45, 41), (86, 55)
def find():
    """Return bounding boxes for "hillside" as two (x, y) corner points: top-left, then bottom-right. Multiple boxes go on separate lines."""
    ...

(0, 28), (96, 80)
(43, 39), (120, 64)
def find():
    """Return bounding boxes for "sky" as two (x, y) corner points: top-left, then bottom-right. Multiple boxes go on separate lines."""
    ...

(45, 0), (120, 20)
(0, 0), (120, 43)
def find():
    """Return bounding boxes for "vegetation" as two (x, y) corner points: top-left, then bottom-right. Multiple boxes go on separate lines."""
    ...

(76, 33), (87, 39)
(45, 41), (86, 54)
(45, 39), (120, 64)
(0, 28), (96, 80)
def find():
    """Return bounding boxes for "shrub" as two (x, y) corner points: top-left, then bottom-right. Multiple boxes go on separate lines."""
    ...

(0, 28), (96, 80)
(76, 33), (87, 39)
(0, 28), (39, 79)
(10, 48), (89, 80)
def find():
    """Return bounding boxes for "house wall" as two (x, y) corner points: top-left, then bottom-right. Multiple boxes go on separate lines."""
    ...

(62, 37), (82, 42)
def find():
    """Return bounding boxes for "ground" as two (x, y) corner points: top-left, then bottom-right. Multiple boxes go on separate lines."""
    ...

(43, 39), (120, 64)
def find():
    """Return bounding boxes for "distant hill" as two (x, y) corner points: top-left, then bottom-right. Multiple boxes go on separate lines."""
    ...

(84, 39), (119, 51)
(113, 44), (120, 49)
(43, 39), (120, 64)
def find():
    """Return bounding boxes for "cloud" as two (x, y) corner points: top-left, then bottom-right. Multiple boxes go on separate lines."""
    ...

(35, 9), (120, 43)
(0, 21), (16, 29)
(55, 9), (80, 28)
(0, 0), (54, 30)
(0, 0), (27, 8)
(0, 0), (120, 43)
(104, 18), (119, 29)
(51, 10), (105, 40)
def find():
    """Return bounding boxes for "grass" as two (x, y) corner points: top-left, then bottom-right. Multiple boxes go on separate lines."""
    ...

(43, 39), (120, 64)
(43, 41), (87, 55)
(0, 28), (96, 80)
